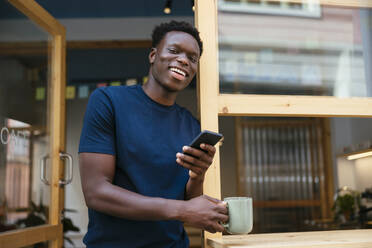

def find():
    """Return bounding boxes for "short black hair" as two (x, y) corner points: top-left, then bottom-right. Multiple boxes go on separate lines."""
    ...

(151, 20), (203, 56)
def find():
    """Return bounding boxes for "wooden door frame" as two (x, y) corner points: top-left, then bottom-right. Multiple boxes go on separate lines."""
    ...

(0, 1), (66, 248)
(195, 0), (372, 247)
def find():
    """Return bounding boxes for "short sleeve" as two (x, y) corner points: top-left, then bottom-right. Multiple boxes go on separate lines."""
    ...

(79, 88), (116, 155)
(192, 117), (201, 137)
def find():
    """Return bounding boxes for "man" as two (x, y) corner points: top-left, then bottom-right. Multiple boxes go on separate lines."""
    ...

(79, 21), (228, 248)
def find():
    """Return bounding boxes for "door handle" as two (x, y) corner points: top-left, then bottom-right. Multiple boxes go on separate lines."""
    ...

(59, 152), (73, 186)
(40, 154), (50, 185)
(40, 152), (73, 186)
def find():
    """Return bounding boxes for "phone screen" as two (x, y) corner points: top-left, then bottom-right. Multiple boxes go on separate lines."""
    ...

(188, 130), (223, 152)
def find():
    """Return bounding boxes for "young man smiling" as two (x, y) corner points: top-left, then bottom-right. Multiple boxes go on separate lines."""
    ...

(79, 21), (228, 248)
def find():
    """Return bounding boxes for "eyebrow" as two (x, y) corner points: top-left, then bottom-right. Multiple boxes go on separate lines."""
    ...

(169, 43), (199, 57)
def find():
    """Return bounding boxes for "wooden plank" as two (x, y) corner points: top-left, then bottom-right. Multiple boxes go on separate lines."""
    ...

(8, 0), (65, 36)
(0, 224), (61, 248)
(185, 225), (202, 248)
(49, 34), (66, 248)
(0, 40), (152, 55)
(195, 0), (222, 247)
(0, 41), (48, 55)
(68, 40), (152, 49)
(263, 0), (372, 8)
(218, 94), (372, 117)
(207, 229), (372, 248)
(56, 32), (66, 248)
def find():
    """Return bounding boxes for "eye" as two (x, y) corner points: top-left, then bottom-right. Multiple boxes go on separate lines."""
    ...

(168, 48), (178, 54)
(189, 56), (198, 63)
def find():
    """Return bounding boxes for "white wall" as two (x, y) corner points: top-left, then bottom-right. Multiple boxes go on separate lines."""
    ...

(354, 157), (372, 191)
(65, 99), (89, 236)
(332, 117), (372, 192)
(337, 156), (372, 192)
(336, 157), (357, 190)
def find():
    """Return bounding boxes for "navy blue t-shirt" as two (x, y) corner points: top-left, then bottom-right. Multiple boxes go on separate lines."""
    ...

(79, 85), (200, 248)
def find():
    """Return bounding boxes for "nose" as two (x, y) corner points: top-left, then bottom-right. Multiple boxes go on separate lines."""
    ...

(176, 53), (189, 66)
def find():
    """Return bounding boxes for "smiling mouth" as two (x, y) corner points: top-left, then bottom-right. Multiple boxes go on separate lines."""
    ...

(169, 67), (188, 77)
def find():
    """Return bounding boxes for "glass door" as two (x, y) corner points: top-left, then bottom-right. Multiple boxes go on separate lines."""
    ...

(0, 0), (66, 247)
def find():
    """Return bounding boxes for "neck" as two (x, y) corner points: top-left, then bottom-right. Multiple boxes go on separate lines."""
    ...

(142, 74), (177, 106)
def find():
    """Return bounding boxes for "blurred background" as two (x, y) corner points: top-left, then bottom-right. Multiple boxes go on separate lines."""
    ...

(1, 0), (372, 247)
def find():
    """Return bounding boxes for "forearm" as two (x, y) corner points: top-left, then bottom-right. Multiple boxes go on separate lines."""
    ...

(85, 181), (185, 221)
(185, 176), (204, 200)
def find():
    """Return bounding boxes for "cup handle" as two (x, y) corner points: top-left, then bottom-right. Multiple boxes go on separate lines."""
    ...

(221, 222), (234, 234)
(221, 201), (232, 234)
(222, 222), (229, 230)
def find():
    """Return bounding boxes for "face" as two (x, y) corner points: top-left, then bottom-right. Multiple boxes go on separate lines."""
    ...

(149, 31), (200, 92)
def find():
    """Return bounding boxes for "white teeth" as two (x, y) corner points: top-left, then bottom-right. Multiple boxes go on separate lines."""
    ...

(170, 67), (186, 77)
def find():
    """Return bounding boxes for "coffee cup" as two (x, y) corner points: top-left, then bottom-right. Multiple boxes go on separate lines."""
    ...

(222, 197), (253, 234)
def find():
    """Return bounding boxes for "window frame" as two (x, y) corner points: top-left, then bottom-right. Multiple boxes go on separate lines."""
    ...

(195, 0), (372, 246)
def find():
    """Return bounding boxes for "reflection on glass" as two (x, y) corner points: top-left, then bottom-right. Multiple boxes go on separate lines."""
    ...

(220, 116), (372, 233)
(0, 0), (51, 233)
(218, 0), (372, 97)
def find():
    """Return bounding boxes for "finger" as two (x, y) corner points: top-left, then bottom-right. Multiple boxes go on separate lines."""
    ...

(189, 170), (200, 179)
(182, 146), (211, 163)
(213, 222), (225, 233)
(215, 203), (228, 215)
(198, 145), (214, 164)
(176, 158), (203, 175)
(177, 153), (209, 170)
(200, 143), (216, 156)
(214, 213), (229, 223)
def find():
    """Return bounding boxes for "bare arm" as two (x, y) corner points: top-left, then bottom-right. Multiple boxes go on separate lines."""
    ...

(185, 177), (203, 200)
(79, 152), (182, 221)
(79, 152), (228, 232)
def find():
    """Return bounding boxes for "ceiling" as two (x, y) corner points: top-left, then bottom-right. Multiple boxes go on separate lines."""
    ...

(0, 0), (194, 19)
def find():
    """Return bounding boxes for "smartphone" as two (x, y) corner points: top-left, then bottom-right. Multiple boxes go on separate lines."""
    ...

(187, 130), (224, 153)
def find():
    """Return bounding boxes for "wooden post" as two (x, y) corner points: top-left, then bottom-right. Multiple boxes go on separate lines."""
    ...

(49, 33), (66, 248)
(195, 0), (222, 247)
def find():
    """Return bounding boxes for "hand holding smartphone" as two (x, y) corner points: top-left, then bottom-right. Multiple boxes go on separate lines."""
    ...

(186, 130), (223, 155)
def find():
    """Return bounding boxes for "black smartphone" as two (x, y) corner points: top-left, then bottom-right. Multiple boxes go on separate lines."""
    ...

(186, 130), (224, 154)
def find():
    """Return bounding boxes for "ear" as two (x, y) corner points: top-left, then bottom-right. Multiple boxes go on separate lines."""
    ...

(149, 48), (157, 64)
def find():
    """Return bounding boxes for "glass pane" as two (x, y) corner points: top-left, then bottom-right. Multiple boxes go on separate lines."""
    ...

(220, 116), (372, 233)
(0, 0), (52, 233)
(218, 0), (372, 97)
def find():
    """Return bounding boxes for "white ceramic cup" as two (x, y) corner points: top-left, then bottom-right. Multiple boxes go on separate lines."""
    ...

(222, 197), (253, 234)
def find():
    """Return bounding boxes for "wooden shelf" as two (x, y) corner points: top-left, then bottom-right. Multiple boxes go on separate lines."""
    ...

(339, 148), (372, 158)
(207, 229), (372, 248)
